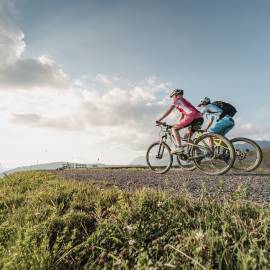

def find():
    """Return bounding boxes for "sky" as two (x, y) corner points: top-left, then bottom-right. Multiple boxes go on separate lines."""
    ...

(1, 0), (270, 168)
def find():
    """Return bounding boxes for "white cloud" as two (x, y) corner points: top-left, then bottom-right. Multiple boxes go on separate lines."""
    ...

(95, 74), (113, 85)
(0, 0), (25, 66)
(0, 55), (71, 89)
(230, 123), (257, 137)
(9, 76), (170, 150)
(228, 121), (270, 141)
(0, 1), (71, 90)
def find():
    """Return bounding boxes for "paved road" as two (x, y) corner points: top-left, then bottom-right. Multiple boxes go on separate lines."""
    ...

(56, 168), (270, 204)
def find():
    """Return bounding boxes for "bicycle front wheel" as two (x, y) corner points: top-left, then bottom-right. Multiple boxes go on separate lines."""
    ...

(146, 141), (173, 174)
(231, 137), (263, 172)
(192, 133), (235, 175)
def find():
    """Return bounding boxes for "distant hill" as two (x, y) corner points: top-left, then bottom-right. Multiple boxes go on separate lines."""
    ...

(255, 140), (270, 149)
(129, 156), (147, 166)
(129, 155), (180, 166)
(0, 164), (8, 174)
(231, 140), (270, 154)
(3, 162), (107, 175)
(4, 162), (68, 175)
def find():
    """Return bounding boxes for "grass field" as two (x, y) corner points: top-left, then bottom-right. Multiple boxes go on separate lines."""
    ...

(262, 147), (270, 164)
(1, 171), (270, 269)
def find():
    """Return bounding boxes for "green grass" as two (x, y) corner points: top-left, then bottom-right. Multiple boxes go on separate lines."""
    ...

(0, 171), (270, 269)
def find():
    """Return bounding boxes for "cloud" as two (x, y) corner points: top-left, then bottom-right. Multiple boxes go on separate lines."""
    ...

(95, 74), (114, 85)
(228, 121), (270, 141)
(0, 0), (25, 66)
(9, 76), (171, 150)
(11, 77), (167, 126)
(0, 1), (71, 90)
(12, 113), (42, 125)
(230, 123), (258, 137)
(0, 56), (71, 89)
(79, 84), (159, 126)
(12, 113), (86, 131)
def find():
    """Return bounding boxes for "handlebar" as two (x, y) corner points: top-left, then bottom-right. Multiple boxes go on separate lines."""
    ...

(156, 122), (173, 129)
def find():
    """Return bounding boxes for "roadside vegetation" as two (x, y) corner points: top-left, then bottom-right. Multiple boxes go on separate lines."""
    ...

(0, 171), (270, 269)
(262, 147), (270, 163)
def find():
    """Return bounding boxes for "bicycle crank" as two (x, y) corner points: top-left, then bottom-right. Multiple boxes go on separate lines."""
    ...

(177, 153), (189, 160)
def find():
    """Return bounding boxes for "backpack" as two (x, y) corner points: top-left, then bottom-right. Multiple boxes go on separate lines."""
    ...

(212, 101), (237, 119)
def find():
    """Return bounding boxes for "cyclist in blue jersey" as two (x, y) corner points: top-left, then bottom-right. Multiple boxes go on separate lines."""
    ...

(198, 97), (235, 135)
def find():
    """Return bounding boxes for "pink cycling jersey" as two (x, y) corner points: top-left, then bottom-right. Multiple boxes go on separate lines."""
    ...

(172, 96), (202, 129)
(172, 96), (199, 115)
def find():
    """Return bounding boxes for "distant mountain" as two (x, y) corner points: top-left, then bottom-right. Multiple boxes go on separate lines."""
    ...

(129, 155), (180, 166)
(3, 162), (107, 175)
(3, 162), (68, 175)
(129, 156), (147, 166)
(0, 164), (8, 173)
(233, 140), (270, 152)
(255, 140), (270, 149)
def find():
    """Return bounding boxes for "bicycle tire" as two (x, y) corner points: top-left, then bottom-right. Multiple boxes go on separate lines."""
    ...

(231, 137), (263, 172)
(146, 141), (173, 174)
(192, 133), (235, 175)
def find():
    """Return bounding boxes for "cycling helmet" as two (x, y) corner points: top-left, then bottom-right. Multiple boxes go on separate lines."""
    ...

(169, 89), (184, 97)
(198, 97), (211, 107)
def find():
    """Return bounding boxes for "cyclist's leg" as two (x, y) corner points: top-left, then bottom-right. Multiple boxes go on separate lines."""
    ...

(184, 126), (193, 139)
(172, 125), (182, 146)
(220, 122), (234, 162)
(209, 117), (235, 161)
(208, 120), (226, 151)
(172, 114), (196, 146)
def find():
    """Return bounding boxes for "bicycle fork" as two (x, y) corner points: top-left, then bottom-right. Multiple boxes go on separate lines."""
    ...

(156, 136), (167, 159)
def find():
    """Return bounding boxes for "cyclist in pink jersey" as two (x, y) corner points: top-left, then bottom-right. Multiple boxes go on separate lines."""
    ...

(156, 89), (203, 154)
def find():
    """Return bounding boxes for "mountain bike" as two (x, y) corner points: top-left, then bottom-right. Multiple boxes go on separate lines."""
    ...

(178, 133), (263, 172)
(146, 120), (235, 175)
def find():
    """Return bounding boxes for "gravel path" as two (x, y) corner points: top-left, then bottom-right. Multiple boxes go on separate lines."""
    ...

(56, 168), (270, 204)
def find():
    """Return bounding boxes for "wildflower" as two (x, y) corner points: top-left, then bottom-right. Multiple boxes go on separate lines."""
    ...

(157, 201), (163, 207)
(129, 239), (136, 246)
(194, 230), (204, 241)
(124, 224), (133, 231)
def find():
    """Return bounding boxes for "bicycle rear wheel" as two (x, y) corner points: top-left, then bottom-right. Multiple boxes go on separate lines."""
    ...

(146, 141), (173, 174)
(177, 156), (196, 171)
(231, 137), (263, 172)
(192, 133), (235, 175)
